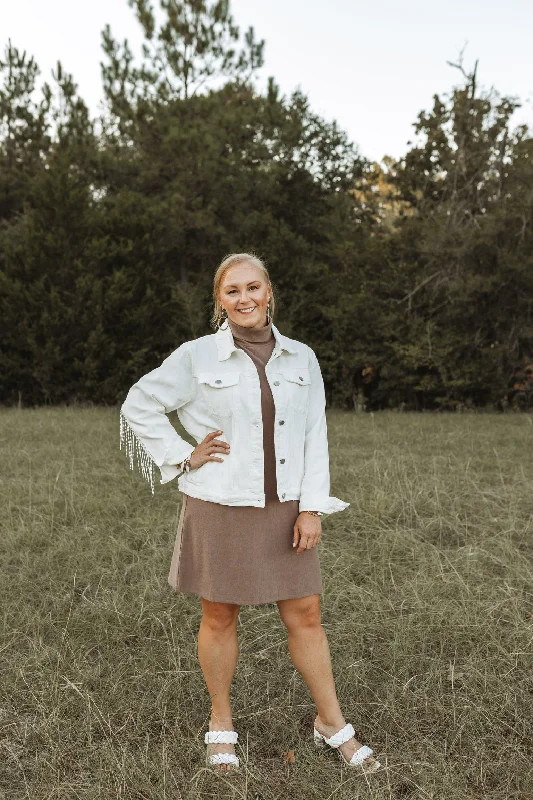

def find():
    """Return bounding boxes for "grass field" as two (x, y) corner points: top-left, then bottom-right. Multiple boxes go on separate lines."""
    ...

(1, 407), (532, 799)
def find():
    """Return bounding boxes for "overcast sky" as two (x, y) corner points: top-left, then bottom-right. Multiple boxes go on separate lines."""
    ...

(2, 0), (532, 163)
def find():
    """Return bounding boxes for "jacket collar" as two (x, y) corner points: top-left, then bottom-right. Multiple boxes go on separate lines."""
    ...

(215, 318), (297, 361)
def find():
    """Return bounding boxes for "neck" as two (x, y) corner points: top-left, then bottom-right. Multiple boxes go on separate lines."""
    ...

(227, 314), (273, 342)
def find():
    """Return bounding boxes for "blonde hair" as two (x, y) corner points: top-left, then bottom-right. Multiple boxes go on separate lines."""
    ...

(210, 252), (276, 329)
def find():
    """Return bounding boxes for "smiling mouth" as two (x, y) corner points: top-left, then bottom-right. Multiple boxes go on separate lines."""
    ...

(237, 307), (256, 313)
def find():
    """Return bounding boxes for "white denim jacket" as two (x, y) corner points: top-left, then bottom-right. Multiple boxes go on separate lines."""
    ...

(119, 319), (349, 516)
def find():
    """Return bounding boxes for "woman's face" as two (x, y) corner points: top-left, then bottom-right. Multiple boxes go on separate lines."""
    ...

(218, 263), (271, 328)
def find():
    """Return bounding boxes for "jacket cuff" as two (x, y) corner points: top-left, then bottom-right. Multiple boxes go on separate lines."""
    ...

(159, 464), (182, 484)
(159, 442), (197, 484)
(298, 496), (350, 516)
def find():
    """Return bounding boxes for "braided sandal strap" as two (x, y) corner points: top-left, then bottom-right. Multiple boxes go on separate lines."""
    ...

(347, 744), (374, 766)
(207, 752), (240, 766)
(323, 722), (356, 748)
(205, 730), (238, 744)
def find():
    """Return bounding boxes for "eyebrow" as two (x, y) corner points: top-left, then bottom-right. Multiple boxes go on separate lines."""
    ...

(223, 280), (263, 288)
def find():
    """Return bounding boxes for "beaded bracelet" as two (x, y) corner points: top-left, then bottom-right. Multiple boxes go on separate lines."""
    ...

(176, 455), (192, 475)
(303, 510), (322, 517)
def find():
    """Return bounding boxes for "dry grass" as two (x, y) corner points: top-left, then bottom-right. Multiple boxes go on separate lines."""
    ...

(0, 407), (532, 799)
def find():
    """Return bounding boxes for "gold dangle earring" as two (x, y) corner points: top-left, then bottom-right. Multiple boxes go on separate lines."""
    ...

(266, 300), (271, 323)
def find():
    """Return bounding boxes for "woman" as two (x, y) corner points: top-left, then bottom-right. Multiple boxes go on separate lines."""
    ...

(119, 252), (381, 775)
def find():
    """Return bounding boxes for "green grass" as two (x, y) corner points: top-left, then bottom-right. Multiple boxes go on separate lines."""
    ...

(1, 407), (532, 799)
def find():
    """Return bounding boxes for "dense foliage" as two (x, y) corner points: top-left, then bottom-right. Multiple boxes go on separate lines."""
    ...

(1, 2), (532, 410)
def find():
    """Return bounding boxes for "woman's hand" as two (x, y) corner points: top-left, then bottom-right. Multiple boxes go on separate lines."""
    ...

(188, 430), (230, 471)
(293, 512), (322, 553)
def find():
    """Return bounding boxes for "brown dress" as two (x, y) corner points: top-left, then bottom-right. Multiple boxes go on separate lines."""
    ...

(167, 316), (322, 605)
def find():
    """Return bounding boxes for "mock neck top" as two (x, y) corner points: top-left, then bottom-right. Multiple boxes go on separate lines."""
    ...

(227, 316), (274, 343)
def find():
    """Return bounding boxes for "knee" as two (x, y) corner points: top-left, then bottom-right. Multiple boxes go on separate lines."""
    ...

(201, 598), (240, 633)
(278, 594), (322, 632)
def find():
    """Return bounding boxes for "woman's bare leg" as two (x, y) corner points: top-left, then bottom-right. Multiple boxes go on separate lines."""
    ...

(198, 597), (241, 770)
(277, 594), (379, 771)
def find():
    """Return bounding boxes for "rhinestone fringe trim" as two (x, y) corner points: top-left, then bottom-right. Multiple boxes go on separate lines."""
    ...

(119, 410), (156, 496)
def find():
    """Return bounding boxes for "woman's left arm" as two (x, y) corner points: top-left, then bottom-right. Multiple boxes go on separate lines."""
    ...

(297, 348), (350, 516)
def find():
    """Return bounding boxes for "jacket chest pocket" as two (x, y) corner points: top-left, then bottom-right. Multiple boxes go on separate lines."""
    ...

(197, 372), (240, 417)
(278, 367), (311, 412)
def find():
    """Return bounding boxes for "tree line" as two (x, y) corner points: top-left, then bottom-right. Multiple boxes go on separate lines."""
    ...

(1, 1), (532, 411)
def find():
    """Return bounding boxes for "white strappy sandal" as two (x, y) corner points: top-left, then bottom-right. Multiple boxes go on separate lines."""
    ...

(314, 722), (381, 773)
(204, 729), (240, 770)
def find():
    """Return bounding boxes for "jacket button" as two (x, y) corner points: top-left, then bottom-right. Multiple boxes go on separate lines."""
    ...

(215, 379), (222, 384)
(282, 493), (286, 498)
(273, 380), (280, 386)
(280, 458), (285, 464)
(299, 376), (303, 381)
(279, 420), (285, 425)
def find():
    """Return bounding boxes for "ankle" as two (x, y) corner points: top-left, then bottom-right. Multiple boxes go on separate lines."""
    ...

(210, 709), (233, 728)
(315, 712), (346, 730)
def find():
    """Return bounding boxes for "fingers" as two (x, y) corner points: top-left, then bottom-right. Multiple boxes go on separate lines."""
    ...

(293, 525), (321, 554)
(204, 429), (229, 446)
(209, 440), (228, 458)
(204, 429), (223, 441)
(292, 527), (300, 550)
(192, 430), (230, 467)
(297, 537), (319, 553)
(210, 439), (230, 451)
(204, 429), (230, 451)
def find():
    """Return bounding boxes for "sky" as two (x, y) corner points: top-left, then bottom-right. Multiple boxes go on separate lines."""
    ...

(2, 0), (532, 163)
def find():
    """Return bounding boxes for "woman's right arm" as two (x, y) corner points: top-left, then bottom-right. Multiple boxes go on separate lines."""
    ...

(120, 342), (198, 494)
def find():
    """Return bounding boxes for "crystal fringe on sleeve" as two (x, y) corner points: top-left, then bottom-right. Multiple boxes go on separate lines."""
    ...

(119, 410), (156, 496)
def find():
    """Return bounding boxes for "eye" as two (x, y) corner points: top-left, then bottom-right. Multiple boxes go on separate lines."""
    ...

(227, 285), (260, 293)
